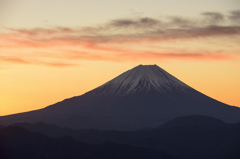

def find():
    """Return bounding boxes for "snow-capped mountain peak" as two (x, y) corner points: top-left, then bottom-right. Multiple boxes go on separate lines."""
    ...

(89, 64), (192, 95)
(1, 64), (240, 131)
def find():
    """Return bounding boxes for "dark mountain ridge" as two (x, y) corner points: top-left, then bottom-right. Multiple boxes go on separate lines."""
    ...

(5, 115), (240, 159)
(0, 126), (178, 159)
(158, 115), (226, 129)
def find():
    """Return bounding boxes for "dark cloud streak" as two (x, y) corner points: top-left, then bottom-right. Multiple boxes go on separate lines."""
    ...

(6, 10), (240, 43)
(229, 10), (240, 23)
(202, 12), (224, 24)
(109, 17), (160, 28)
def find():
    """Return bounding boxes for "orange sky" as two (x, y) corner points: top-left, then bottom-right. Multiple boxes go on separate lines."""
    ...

(0, 0), (240, 116)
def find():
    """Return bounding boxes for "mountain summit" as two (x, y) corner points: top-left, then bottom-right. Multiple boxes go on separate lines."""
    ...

(89, 64), (191, 95)
(1, 64), (240, 130)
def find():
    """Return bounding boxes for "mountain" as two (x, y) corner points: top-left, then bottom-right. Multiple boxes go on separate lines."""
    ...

(0, 64), (240, 130)
(158, 115), (226, 129)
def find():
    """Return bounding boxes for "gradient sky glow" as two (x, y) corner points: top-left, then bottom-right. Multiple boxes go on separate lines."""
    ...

(0, 0), (240, 116)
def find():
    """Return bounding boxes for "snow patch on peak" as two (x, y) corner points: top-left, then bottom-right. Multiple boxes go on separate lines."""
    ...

(90, 64), (192, 95)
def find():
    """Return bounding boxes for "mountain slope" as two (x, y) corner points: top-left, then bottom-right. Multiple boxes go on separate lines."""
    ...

(0, 64), (240, 130)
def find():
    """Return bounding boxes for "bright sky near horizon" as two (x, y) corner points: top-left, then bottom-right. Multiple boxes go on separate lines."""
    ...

(0, 0), (240, 116)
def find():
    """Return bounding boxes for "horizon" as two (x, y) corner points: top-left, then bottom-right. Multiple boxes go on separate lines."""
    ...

(1, 0), (240, 116)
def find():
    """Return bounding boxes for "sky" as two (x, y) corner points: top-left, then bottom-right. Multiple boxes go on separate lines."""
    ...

(0, 0), (240, 116)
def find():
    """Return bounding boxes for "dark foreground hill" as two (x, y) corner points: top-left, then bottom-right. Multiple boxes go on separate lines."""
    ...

(8, 115), (240, 159)
(0, 126), (178, 159)
(1, 65), (240, 130)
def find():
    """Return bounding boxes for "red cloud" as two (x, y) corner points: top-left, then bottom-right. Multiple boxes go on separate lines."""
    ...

(0, 56), (30, 64)
(58, 49), (234, 62)
(38, 61), (77, 67)
(0, 56), (76, 68)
